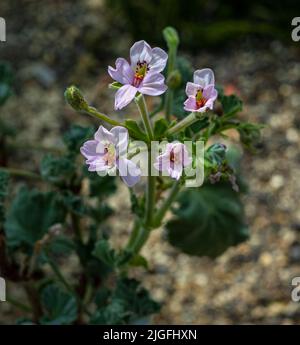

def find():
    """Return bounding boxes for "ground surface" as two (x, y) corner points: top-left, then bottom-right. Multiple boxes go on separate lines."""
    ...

(1, 0), (300, 324)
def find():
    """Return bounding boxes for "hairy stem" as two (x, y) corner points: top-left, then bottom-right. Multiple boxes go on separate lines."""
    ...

(135, 94), (154, 140)
(153, 180), (181, 227)
(83, 106), (123, 127)
(0, 167), (42, 181)
(167, 112), (201, 135)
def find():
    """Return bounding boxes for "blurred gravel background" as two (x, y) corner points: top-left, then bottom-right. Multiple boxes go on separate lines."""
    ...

(1, 0), (300, 324)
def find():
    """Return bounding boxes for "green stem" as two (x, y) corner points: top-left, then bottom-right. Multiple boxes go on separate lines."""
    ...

(167, 112), (202, 136)
(83, 106), (123, 127)
(126, 221), (151, 258)
(135, 94), (156, 227)
(153, 179), (181, 226)
(0, 167), (42, 181)
(135, 94), (154, 140)
(6, 296), (32, 313)
(46, 253), (74, 294)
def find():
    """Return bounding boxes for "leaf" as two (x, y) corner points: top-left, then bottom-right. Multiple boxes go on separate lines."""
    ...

(125, 119), (148, 142)
(83, 167), (117, 198)
(166, 183), (249, 258)
(92, 239), (116, 267)
(128, 254), (148, 269)
(40, 284), (77, 325)
(154, 118), (169, 139)
(62, 192), (88, 217)
(218, 89), (243, 117)
(63, 125), (95, 154)
(4, 187), (66, 248)
(237, 122), (263, 151)
(90, 299), (127, 325)
(205, 143), (227, 167)
(90, 278), (160, 325)
(0, 169), (9, 224)
(0, 62), (13, 106)
(114, 278), (160, 320)
(40, 154), (75, 185)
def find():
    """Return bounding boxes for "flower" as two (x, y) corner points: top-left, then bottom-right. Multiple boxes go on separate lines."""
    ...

(184, 68), (218, 113)
(108, 40), (168, 110)
(80, 126), (141, 187)
(154, 143), (192, 180)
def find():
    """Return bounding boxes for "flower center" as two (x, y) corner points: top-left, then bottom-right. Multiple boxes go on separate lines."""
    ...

(103, 143), (116, 167)
(196, 89), (207, 109)
(133, 61), (149, 87)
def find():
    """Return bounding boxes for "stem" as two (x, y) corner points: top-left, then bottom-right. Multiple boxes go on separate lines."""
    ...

(146, 164), (156, 227)
(135, 94), (154, 140)
(23, 282), (43, 322)
(8, 142), (64, 155)
(83, 106), (123, 127)
(0, 167), (42, 181)
(135, 94), (156, 227)
(46, 253), (74, 294)
(6, 296), (32, 313)
(153, 179), (181, 226)
(125, 221), (151, 258)
(167, 112), (201, 136)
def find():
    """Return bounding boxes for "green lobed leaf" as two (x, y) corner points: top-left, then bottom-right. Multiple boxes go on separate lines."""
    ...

(205, 143), (227, 167)
(166, 183), (249, 258)
(90, 278), (160, 325)
(92, 239), (116, 267)
(4, 186), (67, 248)
(153, 118), (169, 139)
(39, 284), (77, 325)
(218, 88), (243, 117)
(124, 119), (148, 142)
(40, 154), (75, 185)
(83, 166), (117, 198)
(63, 125), (95, 154)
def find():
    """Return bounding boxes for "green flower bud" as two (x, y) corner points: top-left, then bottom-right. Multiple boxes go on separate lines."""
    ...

(64, 85), (88, 111)
(167, 69), (182, 89)
(163, 27), (179, 48)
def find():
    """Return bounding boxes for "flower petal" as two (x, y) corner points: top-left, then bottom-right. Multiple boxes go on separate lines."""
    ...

(117, 157), (141, 187)
(80, 140), (99, 159)
(149, 47), (168, 73)
(183, 96), (197, 112)
(185, 82), (200, 97)
(110, 126), (129, 155)
(130, 40), (152, 68)
(94, 125), (115, 144)
(194, 68), (215, 88)
(203, 84), (218, 101)
(108, 58), (134, 85)
(114, 84), (137, 110)
(139, 73), (167, 96)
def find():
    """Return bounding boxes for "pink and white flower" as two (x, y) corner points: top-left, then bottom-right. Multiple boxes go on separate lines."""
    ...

(154, 143), (192, 180)
(184, 68), (218, 113)
(80, 126), (141, 187)
(108, 40), (168, 110)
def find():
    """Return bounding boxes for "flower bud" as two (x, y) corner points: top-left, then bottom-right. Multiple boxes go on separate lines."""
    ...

(163, 27), (179, 48)
(64, 85), (88, 111)
(167, 69), (182, 89)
